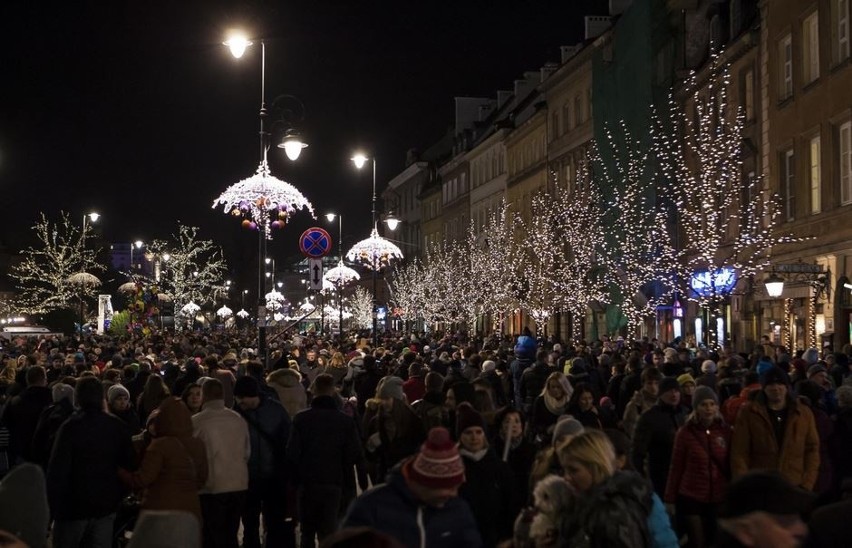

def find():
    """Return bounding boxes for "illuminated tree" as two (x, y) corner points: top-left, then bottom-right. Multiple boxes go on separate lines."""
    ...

(654, 54), (801, 344)
(11, 212), (103, 314)
(146, 224), (228, 313)
(595, 126), (679, 336)
(348, 287), (374, 330)
(389, 258), (427, 328)
(553, 169), (611, 341)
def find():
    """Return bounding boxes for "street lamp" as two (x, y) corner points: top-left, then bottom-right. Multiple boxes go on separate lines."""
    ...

(214, 31), (315, 368)
(325, 213), (360, 339)
(82, 212), (100, 250)
(130, 240), (144, 273)
(764, 274), (785, 298)
(347, 154), (404, 348)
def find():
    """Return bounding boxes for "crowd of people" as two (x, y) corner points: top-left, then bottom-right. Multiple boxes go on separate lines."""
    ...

(0, 327), (850, 548)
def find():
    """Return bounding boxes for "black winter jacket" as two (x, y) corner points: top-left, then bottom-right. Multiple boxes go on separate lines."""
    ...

(459, 449), (519, 547)
(631, 402), (687, 496)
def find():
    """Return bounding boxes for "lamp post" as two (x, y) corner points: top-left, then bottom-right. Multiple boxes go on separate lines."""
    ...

(325, 213), (361, 340)
(348, 154), (403, 348)
(129, 240), (144, 273)
(215, 31), (314, 368)
(82, 212), (100, 249)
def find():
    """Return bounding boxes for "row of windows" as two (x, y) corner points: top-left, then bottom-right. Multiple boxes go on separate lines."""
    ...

(779, 120), (852, 220)
(508, 133), (547, 177)
(471, 147), (506, 189)
(442, 173), (468, 205)
(778, 2), (850, 101)
(550, 87), (593, 140)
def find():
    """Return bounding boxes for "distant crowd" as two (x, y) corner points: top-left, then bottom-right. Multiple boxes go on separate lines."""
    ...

(0, 328), (850, 548)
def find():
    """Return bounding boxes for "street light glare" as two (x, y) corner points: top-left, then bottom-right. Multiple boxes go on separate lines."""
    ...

(351, 154), (368, 169)
(134, 240), (144, 249)
(281, 139), (307, 161)
(325, 213), (337, 222)
(88, 212), (100, 223)
(223, 33), (252, 58)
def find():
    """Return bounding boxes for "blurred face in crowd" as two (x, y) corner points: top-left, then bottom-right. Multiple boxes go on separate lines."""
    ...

(659, 387), (681, 407)
(561, 457), (594, 493)
(408, 481), (460, 509)
(112, 394), (130, 412)
(236, 395), (261, 411)
(460, 426), (487, 452)
(306, 350), (316, 363)
(810, 370), (829, 388)
(502, 412), (523, 440)
(764, 382), (788, 407)
(696, 399), (718, 424)
(445, 389), (456, 410)
(578, 390), (595, 412)
(652, 353), (664, 367)
(185, 386), (202, 411)
(643, 380), (660, 397)
(547, 379), (566, 399)
(682, 382), (696, 396)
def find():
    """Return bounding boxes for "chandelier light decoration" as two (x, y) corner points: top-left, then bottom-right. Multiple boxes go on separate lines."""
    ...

(324, 261), (361, 286)
(212, 160), (315, 240)
(265, 289), (286, 309)
(180, 301), (200, 316)
(237, 309), (250, 319)
(216, 305), (233, 319)
(346, 228), (404, 271)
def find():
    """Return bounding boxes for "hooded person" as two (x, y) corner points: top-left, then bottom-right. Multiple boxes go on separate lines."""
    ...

(266, 367), (308, 418)
(0, 463), (49, 548)
(119, 398), (209, 525)
(30, 383), (76, 469)
(108, 383), (141, 434)
(342, 427), (483, 547)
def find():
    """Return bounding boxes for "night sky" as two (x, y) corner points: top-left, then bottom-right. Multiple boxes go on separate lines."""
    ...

(0, 1), (604, 282)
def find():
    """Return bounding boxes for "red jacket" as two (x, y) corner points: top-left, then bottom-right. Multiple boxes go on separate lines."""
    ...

(665, 420), (732, 504)
(402, 376), (425, 404)
(721, 383), (761, 425)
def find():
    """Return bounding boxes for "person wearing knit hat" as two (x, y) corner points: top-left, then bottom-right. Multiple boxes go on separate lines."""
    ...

(342, 427), (482, 547)
(0, 463), (49, 548)
(552, 415), (584, 446)
(633, 375), (687, 496)
(107, 383), (141, 434)
(378, 376), (406, 403)
(233, 375), (260, 399)
(666, 381), (731, 547)
(730, 365), (820, 491)
(52, 383), (75, 405)
(482, 360), (497, 373)
(455, 403), (521, 546)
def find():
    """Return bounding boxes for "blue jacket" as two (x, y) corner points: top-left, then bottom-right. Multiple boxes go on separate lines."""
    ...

(648, 492), (678, 548)
(343, 462), (482, 548)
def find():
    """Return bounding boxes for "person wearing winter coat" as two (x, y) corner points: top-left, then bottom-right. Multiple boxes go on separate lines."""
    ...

(721, 371), (761, 425)
(30, 383), (75, 469)
(2, 365), (52, 465)
(363, 377), (425, 483)
(266, 367), (308, 419)
(665, 386), (732, 548)
(456, 403), (519, 546)
(119, 397), (209, 525)
(342, 426), (483, 548)
(529, 372), (573, 445)
(411, 372), (450, 431)
(510, 336), (537, 408)
(731, 366), (820, 491)
(353, 355), (383, 415)
(828, 385), (852, 492)
(402, 362), (426, 404)
(623, 367), (663, 438)
(47, 377), (136, 548)
(558, 429), (656, 547)
(492, 407), (536, 512)
(286, 374), (364, 548)
(795, 380), (834, 494)
(108, 384), (142, 434)
(519, 349), (556, 416)
(632, 376), (688, 497)
(566, 382), (604, 429)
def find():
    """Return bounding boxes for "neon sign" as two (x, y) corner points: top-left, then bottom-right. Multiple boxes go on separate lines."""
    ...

(690, 267), (737, 297)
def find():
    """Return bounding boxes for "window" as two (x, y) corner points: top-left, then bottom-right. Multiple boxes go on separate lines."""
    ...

(809, 135), (822, 213)
(835, 0), (850, 62)
(562, 103), (571, 133)
(782, 148), (796, 220)
(587, 88), (593, 118)
(803, 12), (820, 84)
(551, 111), (559, 139)
(743, 69), (755, 121)
(779, 34), (793, 99)
(574, 95), (583, 125)
(841, 121), (852, 204)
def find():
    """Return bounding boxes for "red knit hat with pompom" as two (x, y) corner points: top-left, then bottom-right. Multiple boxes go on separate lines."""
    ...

(406, 427), (465, 489)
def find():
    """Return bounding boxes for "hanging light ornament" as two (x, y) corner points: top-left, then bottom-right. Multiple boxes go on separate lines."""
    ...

(216, 305), (233, 319)
(212, 160), (315, 240)
(236, 309), (250, 319)
(180, 301), (200, 316)
(346, 228), (404, 271)
(323, 261), (361, 286)
(265, 289), (286, 310)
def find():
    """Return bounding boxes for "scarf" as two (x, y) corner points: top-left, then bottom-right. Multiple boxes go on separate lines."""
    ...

(544, 391), (568, 415)
(459, 447), (489, 462)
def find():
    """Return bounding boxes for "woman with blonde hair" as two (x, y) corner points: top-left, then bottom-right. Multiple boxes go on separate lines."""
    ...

(558, 429), (654, 547)
(319, 351), (348, 386)
(529, 371), (573, 445)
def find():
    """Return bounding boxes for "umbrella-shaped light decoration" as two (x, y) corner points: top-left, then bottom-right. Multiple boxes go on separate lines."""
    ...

(265, 290), (286, 309)
(67, 272), (102, 287)
(346, 228), (403, 271)
(118, 281), (138, 293)
(212, 160), (315, 239)
(299, 302), (316, 313)
(237, 309), (250, 319)
(323, 261), (360, 286)
(179, 301), (200, 316)
(216, 305), (233, 319)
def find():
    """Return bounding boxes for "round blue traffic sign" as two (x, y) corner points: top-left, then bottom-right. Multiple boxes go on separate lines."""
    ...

(299, 227), (332, 258)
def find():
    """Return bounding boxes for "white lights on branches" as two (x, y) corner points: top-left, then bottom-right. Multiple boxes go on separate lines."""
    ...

(346, 228), (403, 271)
